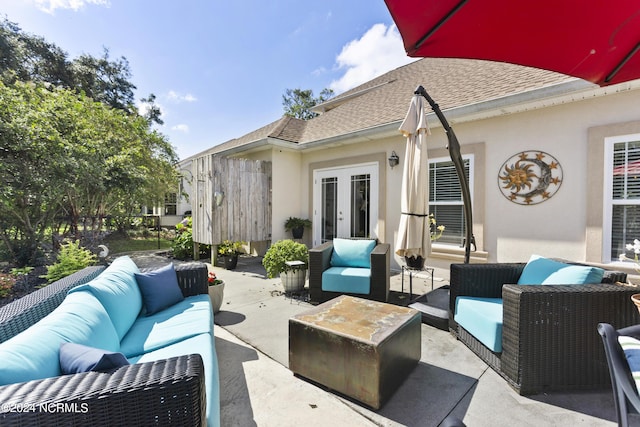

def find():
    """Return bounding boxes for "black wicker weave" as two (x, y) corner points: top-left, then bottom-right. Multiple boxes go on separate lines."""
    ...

(450, 262), (639, 395)
(309, 240), (390, 303)
(0, 262), (210, 426)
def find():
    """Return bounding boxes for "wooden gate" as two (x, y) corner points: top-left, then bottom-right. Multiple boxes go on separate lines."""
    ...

(192, 155), (272, 245)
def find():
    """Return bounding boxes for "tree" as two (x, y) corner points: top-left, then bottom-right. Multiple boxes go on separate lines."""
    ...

(0, 81), (178, 266)
(282, 88), (334, 120)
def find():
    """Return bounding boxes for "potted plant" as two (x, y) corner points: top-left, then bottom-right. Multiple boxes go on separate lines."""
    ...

(207, 271), (225, 313)
(262, 239), (309, 293)
(218, 240), (246, 270)
(284, 217), (312, 239)
(405, 214), (446, 270)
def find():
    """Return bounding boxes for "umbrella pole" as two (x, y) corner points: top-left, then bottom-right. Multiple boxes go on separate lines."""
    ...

(415, 85), (475, 263)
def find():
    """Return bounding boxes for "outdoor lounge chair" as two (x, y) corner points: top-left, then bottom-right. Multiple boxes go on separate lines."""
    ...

(598, 323), (640, 427)
(309, 238), (390, 304)
(449, 259), (638, 395)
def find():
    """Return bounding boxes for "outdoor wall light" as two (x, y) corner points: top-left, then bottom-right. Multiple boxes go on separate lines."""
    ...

(388, 151), (400, 168)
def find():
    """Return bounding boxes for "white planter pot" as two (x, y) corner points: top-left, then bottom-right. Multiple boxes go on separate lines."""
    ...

(280, 269), (307, 293)
(208, 282), (225, 313)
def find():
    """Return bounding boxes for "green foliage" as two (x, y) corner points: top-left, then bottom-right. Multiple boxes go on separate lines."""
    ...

(0, 273), (16, 298)
(218, 240), (246, 256)
(262, 240), (309, 279)
(0, 19), (179, 266)
(43, 241), (97, 284)
(282, 88), (334, 120)
(171, 218), (211, 260)
(284, 217), (312, 231)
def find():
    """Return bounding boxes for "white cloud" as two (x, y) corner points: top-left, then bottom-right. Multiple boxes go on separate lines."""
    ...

(34, 0), (110, 14)
(172, 124), (189, 133)
(329, 23), (417, 94)
(167, 91), (197, 103)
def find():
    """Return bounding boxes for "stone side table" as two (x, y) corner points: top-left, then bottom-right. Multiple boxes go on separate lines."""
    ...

(289, 295), (421, 409)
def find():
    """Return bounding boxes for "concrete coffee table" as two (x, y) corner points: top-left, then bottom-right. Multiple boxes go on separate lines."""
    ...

(289, 295), (421, 409)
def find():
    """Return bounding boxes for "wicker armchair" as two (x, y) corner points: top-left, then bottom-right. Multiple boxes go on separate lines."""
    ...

(598, 323), (640, 427)
(449, 262), (639, 395)
(0, 262), (210, 426)
(309, 240), (390, 303)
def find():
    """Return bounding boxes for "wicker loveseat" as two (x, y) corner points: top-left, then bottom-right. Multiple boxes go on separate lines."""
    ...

(449, 259), (639, 395)
(309, 238), (390, 304)
(0, 256), (218, 426)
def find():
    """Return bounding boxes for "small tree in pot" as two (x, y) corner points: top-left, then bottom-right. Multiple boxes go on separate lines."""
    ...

(262, 239), (309, 293)
(218, 240), (246, 270)
(284, 217), (312, 239)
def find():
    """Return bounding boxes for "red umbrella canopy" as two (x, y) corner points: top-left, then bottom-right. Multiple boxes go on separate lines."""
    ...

(384, 0), (640, 86)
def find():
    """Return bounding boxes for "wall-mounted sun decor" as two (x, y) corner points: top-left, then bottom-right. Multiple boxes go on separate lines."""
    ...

(498, 151), (563, 205)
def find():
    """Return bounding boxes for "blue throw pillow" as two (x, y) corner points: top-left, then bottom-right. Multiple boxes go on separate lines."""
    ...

(618, 335), (640, 393)
(517, 255), (604, 285)
(330, 238), (377, 268)
(60, 342), (129, 375)
(135, 263), (184, 315)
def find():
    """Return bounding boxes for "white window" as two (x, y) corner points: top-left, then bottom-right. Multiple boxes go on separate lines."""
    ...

(604, 133), (640, 262)
(164, 193), (177, 216)
(429, 155), (473, 246)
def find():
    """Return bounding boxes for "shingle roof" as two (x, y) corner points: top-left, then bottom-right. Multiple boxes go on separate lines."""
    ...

(190, 58), (576, 159)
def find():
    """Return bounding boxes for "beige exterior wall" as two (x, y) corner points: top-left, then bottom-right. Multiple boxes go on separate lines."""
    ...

(178, 84), (640, 269)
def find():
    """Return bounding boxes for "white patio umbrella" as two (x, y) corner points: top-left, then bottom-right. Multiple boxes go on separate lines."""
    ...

(395, 93), (431, 266)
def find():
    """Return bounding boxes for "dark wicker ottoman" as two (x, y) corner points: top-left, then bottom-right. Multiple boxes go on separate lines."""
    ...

(289, 295), (421, 409)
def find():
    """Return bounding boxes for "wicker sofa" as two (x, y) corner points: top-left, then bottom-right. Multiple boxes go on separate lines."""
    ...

(449, 261), (640, 395)
(309, 238), (390, 304)
(0, 256), (218, 427)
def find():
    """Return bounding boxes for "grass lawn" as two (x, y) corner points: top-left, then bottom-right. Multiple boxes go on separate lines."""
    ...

(103, 234), (172, 255)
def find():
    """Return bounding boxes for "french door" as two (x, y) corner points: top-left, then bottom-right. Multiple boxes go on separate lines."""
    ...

(312, 163), (378, 246)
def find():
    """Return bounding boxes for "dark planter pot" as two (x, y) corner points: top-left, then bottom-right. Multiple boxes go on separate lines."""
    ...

(405, 256), (425, 270)
(291, 226), (304, 239)
(224, 254), (238, 270)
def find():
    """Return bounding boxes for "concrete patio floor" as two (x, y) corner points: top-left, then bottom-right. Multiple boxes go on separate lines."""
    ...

(131, 252), (634, 427)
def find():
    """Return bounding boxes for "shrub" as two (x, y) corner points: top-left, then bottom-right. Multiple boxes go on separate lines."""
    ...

(43, 240), (97, 283)
(171, 217), (211, 260)
(0, 273), (15, 298)
(262, 239), (309, 279)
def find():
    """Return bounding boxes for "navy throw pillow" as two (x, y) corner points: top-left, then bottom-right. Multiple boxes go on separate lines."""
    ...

(134, 263), (184, 315)
(60, 342), (129, 374)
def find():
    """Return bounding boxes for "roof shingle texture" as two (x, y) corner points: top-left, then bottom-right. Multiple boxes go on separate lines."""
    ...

(202, 58), (574, 156)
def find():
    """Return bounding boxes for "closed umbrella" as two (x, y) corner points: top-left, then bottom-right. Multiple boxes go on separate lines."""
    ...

(395, 94), (431, 268)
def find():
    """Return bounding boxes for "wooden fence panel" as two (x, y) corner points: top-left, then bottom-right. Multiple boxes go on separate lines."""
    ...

(192, 155), (271, 245)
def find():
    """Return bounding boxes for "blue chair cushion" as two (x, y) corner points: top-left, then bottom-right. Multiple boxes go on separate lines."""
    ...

(135, 263), (184, 315)
(517, 254), (605, 285)
(60, 342), (129, 374)
(455, 297), (503, 353)
(321, 266), (371, 294)
(0, 290), (120, 385)
(129, 333), (220, 427)
(119, 294), (213, 358)
(618, 335), (640, 393)
(69, 256), (142, 339)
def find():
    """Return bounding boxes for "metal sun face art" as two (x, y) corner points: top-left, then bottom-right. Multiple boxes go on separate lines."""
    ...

(498, 151), (563, 205)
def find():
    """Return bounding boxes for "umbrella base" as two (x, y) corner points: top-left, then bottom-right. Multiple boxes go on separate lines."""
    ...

(409, 286), (450, 331)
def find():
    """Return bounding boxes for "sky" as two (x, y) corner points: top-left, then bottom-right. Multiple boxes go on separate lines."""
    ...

(1, 0), (417, 160)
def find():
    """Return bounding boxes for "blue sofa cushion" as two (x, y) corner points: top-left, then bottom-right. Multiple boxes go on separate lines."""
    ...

(119, 294), (213, 358)
(135, 263), (184, 315)
(517, 254), (605, 285)
(618, 335), (640, 393)
(60, 342), (129, 374)
(455, 297), (503, 353)
(0, 290), (120, 385)
(129, 333), (220, 427)
(321, 266), (371, 294)
(330, 238), (376, 268)
(69, 256), (142, 339)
